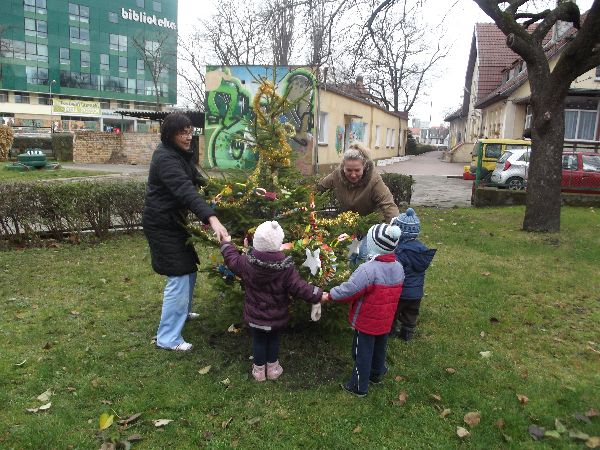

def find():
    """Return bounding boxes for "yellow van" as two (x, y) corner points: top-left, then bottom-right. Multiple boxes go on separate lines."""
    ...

(470, 138), (531, 179)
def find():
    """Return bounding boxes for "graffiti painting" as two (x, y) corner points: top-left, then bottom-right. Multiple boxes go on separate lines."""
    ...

(205, 66), (316, 172)
(335, 125), (345, 154)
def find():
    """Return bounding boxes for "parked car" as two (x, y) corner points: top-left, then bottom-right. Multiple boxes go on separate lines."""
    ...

(490, 148), (530, 190)
(469, 138), (532, 180)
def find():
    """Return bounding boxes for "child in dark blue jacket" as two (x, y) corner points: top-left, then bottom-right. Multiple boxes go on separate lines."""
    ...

(391, 208), (436, 340)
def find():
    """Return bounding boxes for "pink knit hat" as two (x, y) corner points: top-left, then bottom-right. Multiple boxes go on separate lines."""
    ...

(252, 220), (285, 252)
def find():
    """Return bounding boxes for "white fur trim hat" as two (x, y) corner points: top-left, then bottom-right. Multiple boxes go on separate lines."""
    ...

(252, 220), (285, 252)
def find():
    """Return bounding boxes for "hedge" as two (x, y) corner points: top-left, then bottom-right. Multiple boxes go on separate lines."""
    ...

(381, 172), (413, 207)
(0, 180), (145, 244)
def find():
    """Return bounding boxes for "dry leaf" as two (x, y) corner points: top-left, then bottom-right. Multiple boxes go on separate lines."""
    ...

(545, 430), (561, 439)
(153, 419), (173, 427)
(456, 427), (470, 438)
(481, 271), (491, 276)
(67, 387), (76, 392)
(353, 426), (362, 433)
(479, 351), (491, 358)
(430, 394), (442, 402)
(586, 437), (600, 448)
(480, 331), (486, 338)
(227, 324), (241, 333)
(246, 417), (260, 426)
(37, 389), (53, 402)
(529, 425), (545, 441)
(570, 430), (590, 441)
(198, 365), (212, 375)
(464, 411), (481, 427)
(14, 359), (27, 367)
(70, 310), (80, 316)
(392, 391), (408, 406)
(26, 403), (51, 413)
(221, 417), (233, 429)
(496, 418), (505, 429)
(445, 368), (456, 374)
(440, 409), (451, 418)
(220, 378), (230, 386)
(555, 418), (567, 434)
(101, 400), (112, 405)
(517, 394), (529, 404)
(99, 443), (116, 450)
(118, 412), (142, 426)
(586, 409), (600, 418)
(127, 434), (143, 443)
(99, 412), (114, 430)
(91, 379), (100, 388)
(394, 375), (405, 382)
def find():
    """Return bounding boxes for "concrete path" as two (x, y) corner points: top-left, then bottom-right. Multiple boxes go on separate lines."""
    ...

(64, 151), (473, 208)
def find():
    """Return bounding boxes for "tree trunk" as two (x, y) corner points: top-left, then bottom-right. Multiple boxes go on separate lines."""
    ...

(522, 84), (567, 233)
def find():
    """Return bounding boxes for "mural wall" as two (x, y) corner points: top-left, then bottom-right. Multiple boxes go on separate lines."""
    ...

(205, 66), (316, 172)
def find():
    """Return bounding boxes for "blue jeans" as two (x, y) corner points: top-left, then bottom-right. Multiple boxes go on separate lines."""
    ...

(347, 330), (389, 394)
(156, 272), (197, 348)
(252, 328), (280, 366)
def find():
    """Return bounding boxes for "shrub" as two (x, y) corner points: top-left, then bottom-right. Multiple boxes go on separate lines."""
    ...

(0, 125), (14, 161)
(52, 133), (74, 161)
(11, 136), (52, 157)
(0, 180), (146, 244)
(381, 172), (413, 206)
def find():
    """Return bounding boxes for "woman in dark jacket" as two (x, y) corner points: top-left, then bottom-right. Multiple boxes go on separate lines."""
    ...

(143, 113), (228, 351)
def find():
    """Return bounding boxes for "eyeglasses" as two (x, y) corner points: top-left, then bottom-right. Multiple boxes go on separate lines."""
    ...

(177, 130), (193, 137)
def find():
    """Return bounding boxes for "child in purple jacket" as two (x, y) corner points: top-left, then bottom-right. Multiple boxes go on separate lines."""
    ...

(220, 220), (324, 382)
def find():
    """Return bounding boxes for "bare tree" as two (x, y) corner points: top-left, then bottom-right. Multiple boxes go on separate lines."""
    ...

(473, 0), (600, 232)
(177, 30), (207, 110)
(353, 0), (450, 112)
(132, 33), (175, 111)
(261, 0), (297, 65)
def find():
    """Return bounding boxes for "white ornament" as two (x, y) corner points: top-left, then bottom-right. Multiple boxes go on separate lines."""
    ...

(302, 248), (321, 275)
(311, 303), (322, 321)
(347, 238), (360, 255)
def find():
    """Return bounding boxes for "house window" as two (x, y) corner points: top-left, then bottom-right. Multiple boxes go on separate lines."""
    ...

(109, 34), (127, 52)
(137, 59), (145, 77)
(25, 42), (48, 62)
(565, 109), (597, 141)
(25, 18), (47, 39)
(80, 51), (90, 68)
(70, 26), (90, 45)
(386, 128), (392, 147)
(26, 66), (48, 85)
(318, 111), (328, 144)
(100, 99), (111, 109)
(153, 1), (162, 12)
(0, 91), (8, 102)
(119, 56), (127, 72)
(362, 122), (369, 145)
(38, 94), (50, 105)
(108, 12), (118, 23)
(14, 92), (30, 104)
(117, 100), (129, 109)
(391, 129), (396, 148)
(69, 3), (90, 23)
(24, 0), (46, 14)
(136, 0), (144, 7)
(100, 53), (109, 71)
(128, 78), (136, 94)
(60, 47), (70, 65)
(375, 125), (381, 147)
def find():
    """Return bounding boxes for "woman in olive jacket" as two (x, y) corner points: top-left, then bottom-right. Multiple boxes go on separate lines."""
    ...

(142, 113), (228, 352)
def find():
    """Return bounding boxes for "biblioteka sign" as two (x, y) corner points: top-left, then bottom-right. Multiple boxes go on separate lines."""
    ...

(121, 8), (177, 29)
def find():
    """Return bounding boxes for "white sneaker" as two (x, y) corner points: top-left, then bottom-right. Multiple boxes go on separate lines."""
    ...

(187, 313), (200, 320)
(157, 341), (193, 352)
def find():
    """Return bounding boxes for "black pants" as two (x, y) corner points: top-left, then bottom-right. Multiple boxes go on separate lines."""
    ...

(252, 328), (280, 366)
(394, 298), (422, 331)
(347, 330), (388, 394)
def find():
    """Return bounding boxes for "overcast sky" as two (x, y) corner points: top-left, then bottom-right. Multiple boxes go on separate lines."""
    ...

(175, 0), (593, 126)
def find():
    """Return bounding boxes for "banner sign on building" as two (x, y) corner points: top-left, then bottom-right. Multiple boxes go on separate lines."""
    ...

(53, 99), (101, 116)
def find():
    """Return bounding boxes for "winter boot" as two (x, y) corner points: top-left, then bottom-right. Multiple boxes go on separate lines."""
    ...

(399, 326), (415, 341)
(266, 360), (284, 380)
(252, 364), (266, 382)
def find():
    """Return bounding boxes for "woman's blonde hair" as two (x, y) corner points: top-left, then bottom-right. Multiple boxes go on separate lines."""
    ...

(343, 141), (371, 163)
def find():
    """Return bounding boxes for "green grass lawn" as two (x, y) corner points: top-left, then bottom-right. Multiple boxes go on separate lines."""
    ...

(1, 206), (599, 449)
(0, 162), (109, 181)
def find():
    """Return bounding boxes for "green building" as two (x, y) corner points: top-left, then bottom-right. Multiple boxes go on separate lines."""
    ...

(0, 0), (178, 132)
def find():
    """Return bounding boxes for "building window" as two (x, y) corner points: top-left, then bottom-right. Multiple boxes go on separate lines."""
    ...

(119, 56), (128, 72)
(69, 3), (89, 23)
(117, 100), (129, 109)
(565, 109), (597, 141)
(26, 66), (49, 85)
(25, 18), (47, 39)
(153, 1), (162, 12)
(38, 94), (51, 105)
(0, 91), (8, 102)
(137, 59), (145, 77)
(25, 42), (48, 62)
(108, 12), (118, 23)
(100, 53), (109, 71)
(100, 99), (110, 109)
(127, 78), (136, 94)
(375, 125), (381, 147)
(391, 129), (396, 148)
(59, 47), (70, 65)
(362, 122), (369, 145)
(109, 34), (127, 52)
(14, 92), (30, 104)
(70, 27), (90, 45)
(24, 0), (46, 14)
(80, 51), (90, 68)
(145, 40), (159, 54)
(386, 128), (392, 147)
(136, 0), (144, 7)
(525, 104), (532, 129)
(318, 111), (328, 144)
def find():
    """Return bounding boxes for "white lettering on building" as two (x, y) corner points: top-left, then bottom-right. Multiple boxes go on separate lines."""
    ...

(121, 8), (177, 30)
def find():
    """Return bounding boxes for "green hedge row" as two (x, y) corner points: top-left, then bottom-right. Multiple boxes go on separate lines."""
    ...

(381, 172), (413, 207)
(0, 180), (145, 243)
(9, 133), (74, 161)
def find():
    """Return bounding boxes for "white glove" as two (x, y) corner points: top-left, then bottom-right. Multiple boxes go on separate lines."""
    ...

(311, 303), (322, 321)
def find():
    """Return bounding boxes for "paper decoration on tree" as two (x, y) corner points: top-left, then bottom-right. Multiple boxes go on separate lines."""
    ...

(302, 248), (321, 275)
(347, 238), (360, 255)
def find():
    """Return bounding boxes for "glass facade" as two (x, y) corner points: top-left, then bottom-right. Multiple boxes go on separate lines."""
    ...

(0, 0), (178, 111)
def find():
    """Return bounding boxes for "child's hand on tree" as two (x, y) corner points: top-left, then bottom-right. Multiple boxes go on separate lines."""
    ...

(321, 292), (330, 303)
(221, 234), (232, 244)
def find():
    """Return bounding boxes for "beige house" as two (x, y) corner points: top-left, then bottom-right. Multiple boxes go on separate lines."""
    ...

(316, 78), (408, 172)
(444, 20), (600, 163)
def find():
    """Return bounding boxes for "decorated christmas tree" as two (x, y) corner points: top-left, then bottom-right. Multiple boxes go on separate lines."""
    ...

(189, 74), (379, 326)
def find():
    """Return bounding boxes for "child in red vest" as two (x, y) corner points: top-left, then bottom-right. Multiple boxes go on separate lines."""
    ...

(322, 223), (404, 397)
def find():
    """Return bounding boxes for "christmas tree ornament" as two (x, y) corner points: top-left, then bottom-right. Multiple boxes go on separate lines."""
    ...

(311, 303), (322, 321)
(302, 248), (321, 275)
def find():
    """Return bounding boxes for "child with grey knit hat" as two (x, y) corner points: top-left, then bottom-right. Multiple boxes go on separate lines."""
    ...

(391, 208), (436, 341)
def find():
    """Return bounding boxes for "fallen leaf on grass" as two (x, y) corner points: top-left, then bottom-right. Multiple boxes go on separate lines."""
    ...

(555, 418), (567, 434)
(481, 272), (491, 276)
(14, 359), (27, 367)
(392, 391), (408, 406)
(246, 417), (260, 426)
(67, 387), (76, 393)
(353, 426), (362, 433)
(227, 324), (241, 334)
(99, 443), (116, 450)
(394, 375), (405, 382)
(528, 425), (545, 441)
(464, 412), (481, 427)
(575, 413), (593, 424)
(479, 351), (491, 358)
(37, 389), (53, 402)
(118, 413), (142, 426)
(153, 419), (173, 427)
(42, 342), (52, 350)
(445, 368), (456, 374)
(480, 331), (486, 338)
(517, 394), (529, 405)
(101, 400), (112, 405)
(587, 409), (600, 418)
(220, 378), (230, 386)
(440, 409), (451, 418)
(99, 413), (114, 431)
(495, 418), (505, 429)
(221, 417), (233, 429)
(430, 394), (442, 402)
(586, 437), (600, 448)
(198, 365), (212, 375)
(570, 430), (591, 441)
(127, 434), (143, 443)
(91, 379), (100, 388)
(70, 310), (80, 316)
(456, 427), (470, 438)
(545, 430), (561, 439)
(26, 402), (51, 413)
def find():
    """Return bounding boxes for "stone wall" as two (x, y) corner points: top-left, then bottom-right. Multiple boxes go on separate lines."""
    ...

(73, 132), (160, 164)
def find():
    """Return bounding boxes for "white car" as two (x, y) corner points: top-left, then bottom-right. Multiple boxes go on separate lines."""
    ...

(490, 148), (530, 190)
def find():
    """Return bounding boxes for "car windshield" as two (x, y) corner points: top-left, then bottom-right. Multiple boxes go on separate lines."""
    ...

(498, 151), (512, 163)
